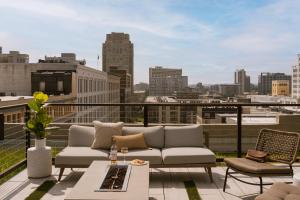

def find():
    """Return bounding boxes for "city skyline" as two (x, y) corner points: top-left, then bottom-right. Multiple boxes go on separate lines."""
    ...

(1, 0), (300, 84)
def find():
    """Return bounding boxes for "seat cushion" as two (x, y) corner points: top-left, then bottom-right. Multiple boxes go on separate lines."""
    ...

(162, 147), (216, 164)
(117, 148), (162, 165)
(122, 126), (164, 148)
(255, 182), (300, 200)
(55, 147), (109, 166)
(164, 125), (204, 148)
(91, 121), (123, 149)
(68, 125), (95, 147)
(224, 158), (292, 175)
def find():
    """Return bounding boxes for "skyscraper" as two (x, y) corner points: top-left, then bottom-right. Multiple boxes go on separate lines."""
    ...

(102, 32), (134, 92)
(149, 66), (188, 96)
(292, 54), (300, 99)
(258, 72), (291, 95)
(234, 69), (250, 94)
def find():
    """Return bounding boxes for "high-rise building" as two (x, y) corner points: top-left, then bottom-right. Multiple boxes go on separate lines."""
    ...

(234, 69), (250, 94)
(102, 32), (134, 93)
(149, 66), (188, 96)
(258, 72), (291, 95)
(292, 54), (300, 99)
(272, 80), (290, 96)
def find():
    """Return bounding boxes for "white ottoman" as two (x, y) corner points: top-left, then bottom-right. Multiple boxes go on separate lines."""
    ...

(27, 145), (52, 178)
(293, 173), (300, 186)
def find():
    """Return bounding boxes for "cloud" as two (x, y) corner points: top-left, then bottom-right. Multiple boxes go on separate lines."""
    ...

(0, 0), (299, 85)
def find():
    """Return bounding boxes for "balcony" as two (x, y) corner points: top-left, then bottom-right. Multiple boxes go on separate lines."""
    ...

(0, 103), (299, 200)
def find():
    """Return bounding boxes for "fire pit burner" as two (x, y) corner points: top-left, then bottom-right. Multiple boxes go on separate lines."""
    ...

(96, 164), (132, 192)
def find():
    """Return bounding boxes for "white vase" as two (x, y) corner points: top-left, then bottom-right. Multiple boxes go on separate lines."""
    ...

(35, 138), (46, 149)
(27, 138), (52, 178)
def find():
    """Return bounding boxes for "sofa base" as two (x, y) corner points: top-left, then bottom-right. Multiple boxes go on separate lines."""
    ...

(55, 162), (216, 182)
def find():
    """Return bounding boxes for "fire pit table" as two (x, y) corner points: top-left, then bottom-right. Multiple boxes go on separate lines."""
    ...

(65, 161), (149, 200)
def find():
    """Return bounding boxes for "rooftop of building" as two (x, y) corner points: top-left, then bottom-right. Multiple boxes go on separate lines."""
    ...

(145, 96), (177, 103)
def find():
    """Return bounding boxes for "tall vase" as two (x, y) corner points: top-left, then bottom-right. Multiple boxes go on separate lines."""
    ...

(27, 138), (52, 178)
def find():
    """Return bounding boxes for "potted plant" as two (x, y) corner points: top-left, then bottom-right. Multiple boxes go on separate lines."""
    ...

(26, 91), (53, 147)
(25, 91), (55, 178)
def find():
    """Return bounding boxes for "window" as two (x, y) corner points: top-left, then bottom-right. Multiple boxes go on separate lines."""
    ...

(57, 81), (63, 92)
(39, 81), (45, 91)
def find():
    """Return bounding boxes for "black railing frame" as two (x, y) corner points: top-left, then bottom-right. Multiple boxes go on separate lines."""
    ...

(25, 105), (31, 159)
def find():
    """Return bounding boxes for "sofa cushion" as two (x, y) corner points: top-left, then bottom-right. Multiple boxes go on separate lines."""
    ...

(113, 133), (148, 151)
(91, 121), (124, 149)
(224, 158), (292, 174)
(164, 125), (204, 148)
(122, 126), (164, 148)
(55, 147), (109, 166)
(117, 148), (162, 165)
(162, 147), (216, 164)
(68, 125), (95, 147)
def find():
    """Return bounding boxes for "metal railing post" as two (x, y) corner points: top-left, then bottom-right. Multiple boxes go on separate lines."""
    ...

(144, 105), (148, 127)
(237, 105), (242, 158)
(0, 113), (4, 140)
(25, 105), (31, 158)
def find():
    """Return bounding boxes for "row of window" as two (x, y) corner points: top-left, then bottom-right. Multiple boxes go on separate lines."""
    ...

(39, 80), (64, 92)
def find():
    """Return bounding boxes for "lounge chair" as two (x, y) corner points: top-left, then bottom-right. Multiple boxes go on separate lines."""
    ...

(223, 129), (300, 194)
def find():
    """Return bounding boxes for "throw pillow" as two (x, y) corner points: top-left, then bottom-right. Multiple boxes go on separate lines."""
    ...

(91, 121), (124, 149)
(112, 133), (148, 151)
(246, 149), (268, 163)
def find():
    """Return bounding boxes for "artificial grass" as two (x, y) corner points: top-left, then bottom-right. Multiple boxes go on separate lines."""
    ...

(0, 147), (26, 173)
(25, 180), (56, 200)
(184, 180), (202, 200)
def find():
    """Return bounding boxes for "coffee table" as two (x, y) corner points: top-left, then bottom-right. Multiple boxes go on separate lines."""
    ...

(65, 161), (149, 200)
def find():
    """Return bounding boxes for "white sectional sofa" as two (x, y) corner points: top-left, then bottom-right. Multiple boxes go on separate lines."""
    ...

(55, 125), (216, 181)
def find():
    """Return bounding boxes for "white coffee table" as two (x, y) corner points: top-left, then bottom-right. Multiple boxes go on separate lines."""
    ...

(65, 161), (149, 200)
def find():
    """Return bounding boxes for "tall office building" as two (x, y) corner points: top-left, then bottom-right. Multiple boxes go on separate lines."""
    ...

(102, 32), (134, 93)
(292, 54), (300, 99)
(258, 72), (291, 95)
(234, 69), (250, 94)
(149, 66), (188, 96)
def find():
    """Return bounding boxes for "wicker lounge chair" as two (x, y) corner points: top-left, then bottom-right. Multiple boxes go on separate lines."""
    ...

(223, 129), (300, 194)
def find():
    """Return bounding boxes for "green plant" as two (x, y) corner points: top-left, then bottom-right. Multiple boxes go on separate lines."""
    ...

(25, 92), (53, 139)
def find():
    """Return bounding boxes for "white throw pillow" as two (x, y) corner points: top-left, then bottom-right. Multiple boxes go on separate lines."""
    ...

(91, 121), (124, 149)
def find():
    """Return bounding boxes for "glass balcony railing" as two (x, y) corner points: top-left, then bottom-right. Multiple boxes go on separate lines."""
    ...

(1, 102), (300, 179)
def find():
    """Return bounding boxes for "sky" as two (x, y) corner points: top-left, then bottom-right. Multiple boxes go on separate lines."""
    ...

(0, 0), (299, 84)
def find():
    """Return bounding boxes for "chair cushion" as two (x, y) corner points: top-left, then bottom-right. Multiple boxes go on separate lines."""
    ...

(91, 121), (123, 149)
(122, 126), (164, 148)
(55, 147), (109, 166)
(68, 125), (95, 147)
(117, 148), (162, 165)
(255, 182), (300, 200)
(164, 125), (204, 148)
(113, 133), (148, 151)
(162, 147), (216, 164)
(224, 158), (292, 175)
